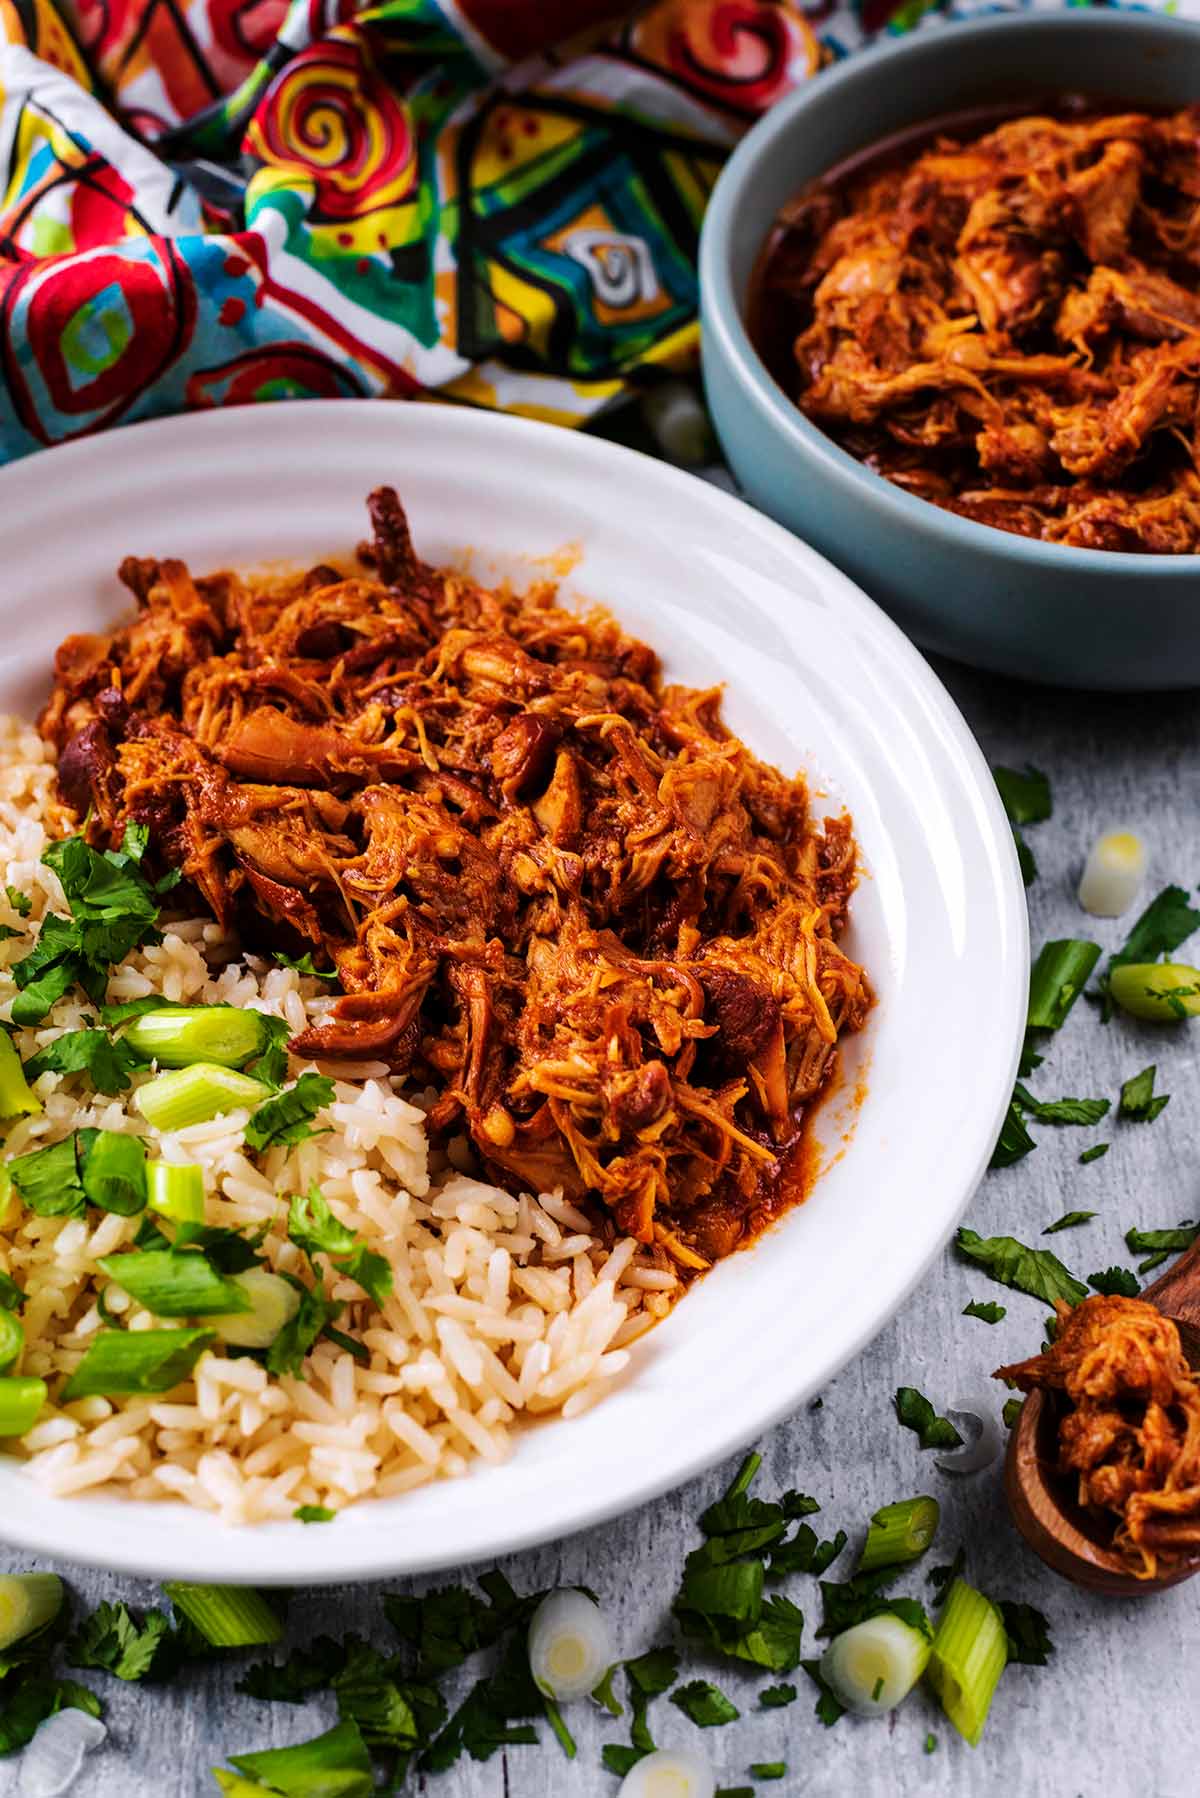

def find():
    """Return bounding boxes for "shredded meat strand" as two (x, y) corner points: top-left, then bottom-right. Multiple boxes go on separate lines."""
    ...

(997, 1294), (1200, 1578)
(754, 104), (1200, 551)
(40, 490), (871, 1270)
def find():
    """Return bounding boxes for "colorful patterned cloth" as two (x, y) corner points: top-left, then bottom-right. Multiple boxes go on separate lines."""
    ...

(0, 0), (1190, 461)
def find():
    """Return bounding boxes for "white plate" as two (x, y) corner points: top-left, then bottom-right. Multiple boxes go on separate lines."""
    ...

(0, 402), (1026, 1582)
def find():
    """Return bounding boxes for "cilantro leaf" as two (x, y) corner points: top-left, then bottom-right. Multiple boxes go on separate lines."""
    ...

(264, 1279), (342, 1378)
(65, 1601), (175, 1682)
(245, 1074), (334, 1152)
(1110, 886), (1200, 972)
(1119, 1065), (1170, 1123)
(999, 1601), (1054, 1666)
(927, 1549), (965, 1606)
(287, 1183), (392, 1308)
(8, 1136), (86, 1217)
(801, 1658), (844, 1727)
(1013, 1085), (1110, 1127)
(768, 1524), (846, 1578)
(245, 1015), (292, 1091)
(626, 1646), (679, 1751)
(670, 1679), (739, 1727)
(956, 1228), (1088, 1307)
(384, 1575), (535, 1679)
(759, 1683), (797, 1708)
(1089, 1266), (1141, 1298)
(894, 1387), (961, 1450)
(962, 1300), (1006, 1324)
(1043, 1211), (1096, 1235)
(276, 951), (338, 982)
(0, 1270), (24, 1313)
(990, 1100), (1036, 1170)
(423, 1639), (541, 1771)
(332, 1637), (446, 1760)
(238, 1636), (348, 1704)
(0, 1676), (102, 1755)
(993, 765), (1051, 826)
(24, 1029), (144, 1096)
(5, 886), (31, 918)
(602, 1745), (648, 1777)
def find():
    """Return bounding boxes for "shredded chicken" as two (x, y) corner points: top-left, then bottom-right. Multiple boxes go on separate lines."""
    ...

(753, 105), (1200, 550)
(39, 490), (870, 1268)
(997, 1294), (1200, 1578)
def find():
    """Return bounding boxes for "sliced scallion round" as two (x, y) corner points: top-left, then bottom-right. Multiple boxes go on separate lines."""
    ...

(211, 1270), (301, 1348)
(135, 1064), (273, 1132)
(1078, 830), (1145, 918)
(1109, 961), (1200, 1023)
(926, 1577), (1007, 1746)
(617, 1747), (715, 1798)
(146, 1162), (206, 1225)
(858, 1496), (940, 1572)
(121, 1006), (269, 1070)
(0, 1572), (63, 1650)
(528, 1589), (614, 1702)
(0, 1375), (46, 1436)
(0, 1309), (23, 1374)
(821, 1612), (931, 1716)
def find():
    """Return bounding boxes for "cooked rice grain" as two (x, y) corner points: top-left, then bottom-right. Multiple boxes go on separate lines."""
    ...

(0, 716), (672, 1523)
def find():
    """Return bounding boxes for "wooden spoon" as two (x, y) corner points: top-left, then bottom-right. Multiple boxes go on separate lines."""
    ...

(1004, 1238), (1200, 1596)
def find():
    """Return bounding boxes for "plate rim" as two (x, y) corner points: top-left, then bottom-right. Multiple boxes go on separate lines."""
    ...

(0, 401), (1028, 1581)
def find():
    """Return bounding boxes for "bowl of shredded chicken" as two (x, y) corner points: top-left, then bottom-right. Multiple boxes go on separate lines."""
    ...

(700, 9), (1200, 690)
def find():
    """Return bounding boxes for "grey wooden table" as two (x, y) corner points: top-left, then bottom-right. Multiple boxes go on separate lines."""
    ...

(3, 591), (1199, 1795)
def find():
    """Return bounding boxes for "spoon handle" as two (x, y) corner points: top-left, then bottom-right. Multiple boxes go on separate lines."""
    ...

(1142, 1237), (1200, 1342)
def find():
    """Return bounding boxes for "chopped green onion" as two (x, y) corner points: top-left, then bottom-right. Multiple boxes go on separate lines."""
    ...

(0, 1573), (63, 1650)
(1120, 1064), (1169, 1123)
(0, 1032), (41, 1119)
(616, 1748), (716, 1798)
(222, 1720), (372, 1798)
(925, 1578), (1007, 1747)
(0, 1375), (46, 1435)
(163, 1581), (282, 1648)
(210, 1270), (301, 1349)
(0, 1308), (23, 1372)
(528, 1589), (614, 1702)
(146, 1162), (205, 1225)
(294, 1505), (335, 1524)
(135, 1064), (273, 1132)
(0, 1168), (13, 1227)
(120, 1006), (271, 1070)
(1109, 962), (1200, 1023)
(1078, 831), (1145, 918)
(79, 1129), (147, 1215)
(858, 1497), (940, 1573)
(1027, 939), (1101, 1032)
(97, 1248), (252, 1318)
(61, 1327), (214, 1399)
(820, 1613), (930, 1717)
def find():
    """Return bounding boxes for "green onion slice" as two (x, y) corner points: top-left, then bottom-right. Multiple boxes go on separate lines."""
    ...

(0, 1032), (41, 1120)
(60, 1327), (214, 1400)
(135, 1065), (273, 1132)
(858, 1497), (940, 1573)
(146, 1162), (205, 1225)
(209, 1269), (301, 1349)
(221, 1720), (372, 1798)
(0, 1308), (23, 1374)
(0, 1376), (46, 1436)
(820, 1613), (930, 1716)
(163, 1581), (283, 1648)
(926, 1578), (1007, 1747)
(1109, 962), (1200, 1023)
(1027, 939), (1101, 1032)
(0, 1573), (63, 1650)
(98, 1248), (253, 1318)
(120, 1006), (272, 1070)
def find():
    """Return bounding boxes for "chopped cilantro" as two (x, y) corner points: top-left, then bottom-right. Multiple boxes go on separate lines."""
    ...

(801, 1658), (844, 1727)
(1043, 1211), (1096, 1235)
(993, 765), (1051, 826)
(999, 1601), (1053, 1666)
(1013, 1085), (1109, 1127)
(927, 1549), (964, 1606)
(1002, 1398), (1024, 1429)
(65, 1601), (177, 1683)
(626, 1646), (679, 1750)
(758, 1683), (797, 1708)
(1104, 885), (1200, 997)
(1079, 1143), (1109, 1164)
(601, 1744), (647, 1777)
(423, 1638), (541, 1771)
(1088, 1266), (1141, 1298)
(275, 951), (338, 982)
(264, 1279), (342, 1378)
(287, 1183), (392, 1308)
(990, 1099), (1036, 1170)
(925, 1732), (938, 1753)
(0, 1270), (24, 1313)
(294, 1505), (336, 1523)
(5, 886), (31, 918)
(768, 1525), (846, 1579)
(245, 1073), (334, 1151)
(751, 1765), (787, 1781)
(23, 1028), (145, 1096)
(956, 1228), (1088, 1307)
(962, 1300), (1006, 1324)
(894, 1387), (961, 1450)
(670, 1679), (740, 1727)
(1126, 1222), (1197, 1274)
(1119, 1065), (1170, 1123)
(239, 1636), (347, 1704)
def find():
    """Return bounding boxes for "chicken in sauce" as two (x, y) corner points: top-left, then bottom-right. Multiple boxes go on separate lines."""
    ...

(752, 104), (1200, 551)
(998, 1294), (1200, 1577)
(39, 490), (870, 1273)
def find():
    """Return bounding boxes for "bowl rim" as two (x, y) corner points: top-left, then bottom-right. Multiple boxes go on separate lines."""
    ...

(699, 9), (1200, 577)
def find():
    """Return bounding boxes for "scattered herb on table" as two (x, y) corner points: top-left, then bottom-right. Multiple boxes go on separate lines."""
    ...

(989, 1100), (1036, 1169)
(1079, 1144), (1109, 1164)
(1098, 884), (1200, 1018)
(670, 1678), (740, 1727)
(1043, 1211), (1096, 1235)
(1119, 1064), (1170, 1123)
(758, 1683), (796, 1709)
(962, 1300), (1006, 1324)
(956, 1228), (1088, 1307)
(999, 1602), (1054, 1666)
(1027, 939), (1101, 1032)
(894, 1388), (961, 1450)
(1012, 1085), (1110, 1127)
(1125, 1222), (1198, 1275)
(994, 764), (1051, 886)
(1088, 1267), (1141, 1298)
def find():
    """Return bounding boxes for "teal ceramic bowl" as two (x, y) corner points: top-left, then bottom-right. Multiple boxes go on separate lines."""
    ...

(700, 12), (1200, 691)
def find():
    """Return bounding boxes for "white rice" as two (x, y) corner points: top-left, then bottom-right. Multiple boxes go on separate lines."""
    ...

(0, 716), (677, 1523)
